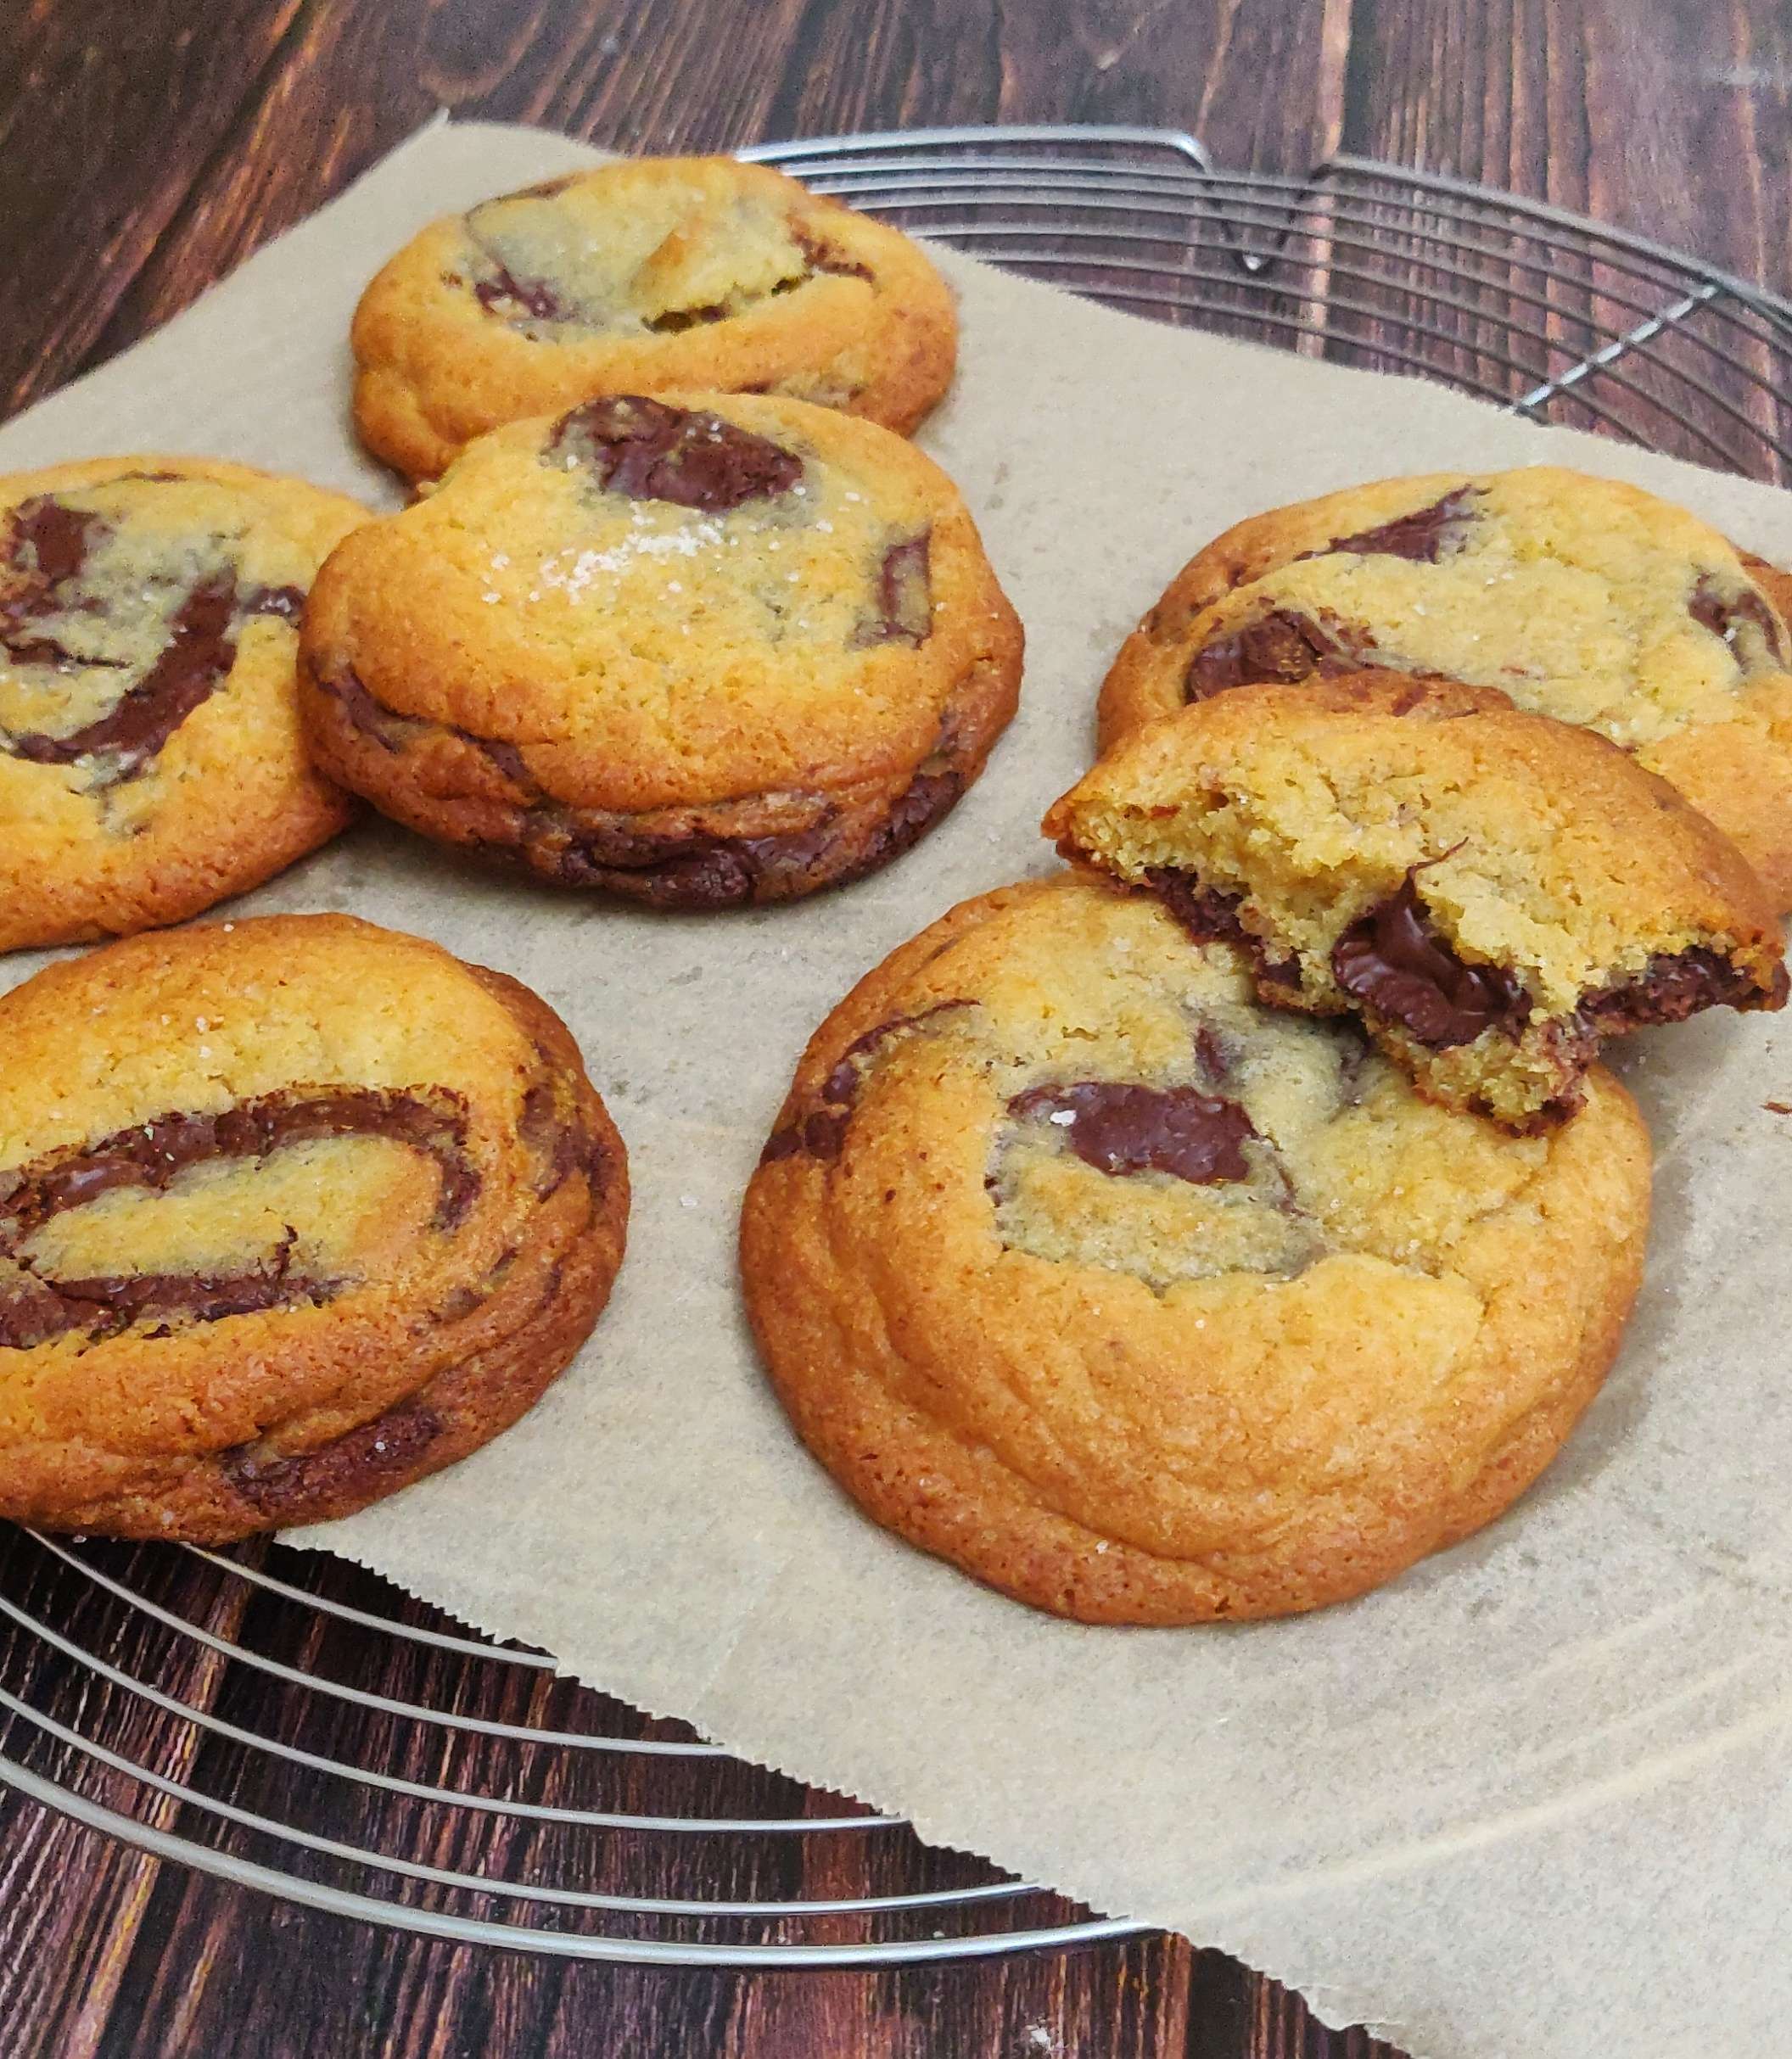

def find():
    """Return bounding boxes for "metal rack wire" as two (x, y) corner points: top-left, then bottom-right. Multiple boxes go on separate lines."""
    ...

(744, 125), (1792, 481)
(3, 124), (1789, 1968)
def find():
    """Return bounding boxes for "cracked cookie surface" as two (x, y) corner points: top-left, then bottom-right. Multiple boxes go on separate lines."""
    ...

(0, 457), (366, 951)
(1097, 466), (1792, 904)
(302, 391), (1022, 908)
(1052, 674), (1786, 1129)
(352, 156), (958, 481)
(740, 871), (1649, 1624)
(0, 914), (627, 1541)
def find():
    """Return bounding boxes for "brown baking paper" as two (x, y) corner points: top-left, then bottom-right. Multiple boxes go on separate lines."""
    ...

(5, 120), (1792, 2058)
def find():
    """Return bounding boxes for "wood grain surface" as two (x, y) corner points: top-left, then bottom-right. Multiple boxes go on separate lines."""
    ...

(1, 3), (1788, 2055)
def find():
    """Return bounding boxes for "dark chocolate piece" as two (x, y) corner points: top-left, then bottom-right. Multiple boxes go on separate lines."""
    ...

(0, 1258), (337, 1353)
(516, 1075), (607, 1200)
(1184, 607), (1375, 699)
(854, 531), (932, 647)
(7, 571), (239, 774)
(314, 668), (417, 753)
(1580, 946), (1787, 1032)
(1331, 875), (1521, 1048)
(462, 210), (572, 323)
(0, 1086), (476, 1251)
(0, 1085), (481, 1349)
(1009, 1081), (1257, 1185)
(546, 394), (803, 512)
(1193, 1023), (1233, 1085)
(221, 1400), (445, 1522)
(1, 496), (110, 668)
(1688, 574), (1789, 667)
(1141, 871), (1303, 993)
(7, 495), (104, 588)
(645, 302), (730, 333)
(1308, 486), (1480, 564)
(759, 1109), (853, 1164)
(244, 583), (306, 624)
(790, 222), (875, 284)
(760, 1002), (971, 1165)
(473, 264), (569, 322)
(318, 657), (967, 909)
(3, 492), (310, 782)
(0, 1219), (323, 1352)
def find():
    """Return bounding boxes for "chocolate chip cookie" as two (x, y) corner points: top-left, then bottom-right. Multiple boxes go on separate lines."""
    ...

(302, 391), (1022, 908)
(352, 156), (958, 481)
(1051, 673), (1786, 1130)
(0, 914), (626, 1541)
(740, 870), (1649, 1624)
(1097, 467), (1792, 904)
(1, 457), (366, 952)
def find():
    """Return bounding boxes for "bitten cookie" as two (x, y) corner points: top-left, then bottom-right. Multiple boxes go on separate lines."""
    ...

(0, 458), (365, 952)
(741, 871), (1650, 1625)
(0, 915), (627, 1541)
(1097, 467), (1792, 904)
(302, 391), (1022, 908)
(1050, 674), (1787, 1130)
(352, 156), (958, 480)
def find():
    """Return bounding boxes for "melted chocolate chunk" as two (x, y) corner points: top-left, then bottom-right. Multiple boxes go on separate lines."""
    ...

(221, 1399), (445, 1522)
(645, 302), (730, 333)
(1184, 607), (1374, 699)
(1142, 871), (1303, 993)
(759, 1108), (852, 1164)
(472, 263), (569, 322)
(319, 661), (965, 908)
(246, 583), (306, 624)
(8, 495), (104, 588)
(1, 497), (109, 669)
(8, 571), (238, 774)
(1331, 875), (1521, 1048)
(790, 222), (875, 284)
(3, 492), (311, 782)
(546, 394), (803, 512)
(1193, 1023), (1233, 1085)
(1310, 486), (1480, 564)
(1009, 1082), (1257, 1185)
(1580, 947), (1787, 1032)
(517, 1074), (608, 1200)
(316, 668), (413, 753)
(1148, 870), (1251, 947)
(854, 532), (932, 647)
(0, 1087), (479, 1351)
(462, 210), (571, 323)
(1688, 574), (1789, 666)
(508, 757), (960, 909)
(0, 1220), (326, 1352)
(1177, 490), (1481, 700)
(760, 1002), (971, 1165)
(0, 1087), (477, 1239)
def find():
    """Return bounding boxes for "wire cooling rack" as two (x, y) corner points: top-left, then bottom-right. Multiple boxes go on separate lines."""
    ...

(3, 124), (1791, 1969)
(747, 124), (1792, 478)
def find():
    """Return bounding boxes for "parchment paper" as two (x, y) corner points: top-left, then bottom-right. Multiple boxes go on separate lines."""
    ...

(5, 121), (1792, 2059)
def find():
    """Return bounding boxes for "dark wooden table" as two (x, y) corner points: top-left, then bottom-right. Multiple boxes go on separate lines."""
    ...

(2, 4), (1788, 2055)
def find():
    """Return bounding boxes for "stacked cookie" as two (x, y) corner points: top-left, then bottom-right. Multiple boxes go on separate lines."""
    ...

(0, 156), (989, 1537)
(744, 467), (1792, 1624)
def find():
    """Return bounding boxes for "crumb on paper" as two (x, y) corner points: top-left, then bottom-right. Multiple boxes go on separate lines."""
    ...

(1767, 1100), (1792, 1115)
